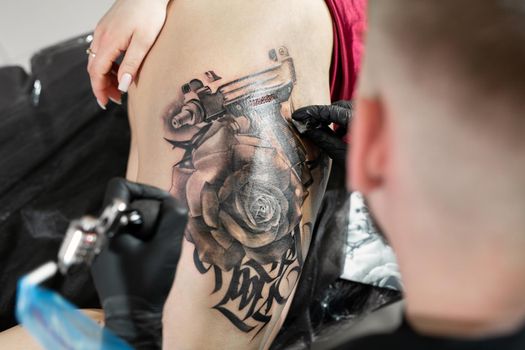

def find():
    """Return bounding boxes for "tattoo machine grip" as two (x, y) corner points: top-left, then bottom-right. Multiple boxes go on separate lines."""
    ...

(57, 199), (162, 274)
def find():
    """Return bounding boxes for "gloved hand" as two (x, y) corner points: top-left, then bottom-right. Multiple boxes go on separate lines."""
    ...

(91, 178), (187, 349)
(292, 100), (353, 168)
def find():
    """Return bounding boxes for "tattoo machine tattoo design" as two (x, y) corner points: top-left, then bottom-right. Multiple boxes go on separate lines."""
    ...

(165, 47), (322, 335)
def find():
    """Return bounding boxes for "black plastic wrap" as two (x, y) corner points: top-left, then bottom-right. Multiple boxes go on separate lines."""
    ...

(272, 165), (401, 349)
(0, 34), (130, 330)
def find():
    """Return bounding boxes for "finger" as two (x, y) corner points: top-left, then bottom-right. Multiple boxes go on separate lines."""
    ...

(91, 244), (125, 296)
(292, 105), (327, 133)
(89, 69), (122, 106)
(88, 73), (111, 109)
(106, 72), (123, 105)
(125, 181), (172, 202)
(87, 36), (126, 105)
(292, 105), (325, 122)
(109, 232), (142, 253)
(95, 62), (122, 105)
(87, 64), (117, 108)
(104, 178), (171, 207)
(117, 31), (157, 92)
(87, 31), (125, 76)
(333, 100), (354, 128)
(153, 198), (188, 241)
(303, 128), (348, 167)
(333, 100), (353, 110)
(292, 104), (351, 128)
(317, 105), (352, 127)
(86, 40), (106, 107)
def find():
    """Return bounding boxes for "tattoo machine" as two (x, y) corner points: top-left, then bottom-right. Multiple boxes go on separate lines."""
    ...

(15, 199), (161, 350)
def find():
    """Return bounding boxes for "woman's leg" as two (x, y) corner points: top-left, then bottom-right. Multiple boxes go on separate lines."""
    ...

(127, 1), (333, 348)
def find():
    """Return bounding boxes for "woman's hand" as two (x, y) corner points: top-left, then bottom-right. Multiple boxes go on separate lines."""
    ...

(87, 0), (170, 109)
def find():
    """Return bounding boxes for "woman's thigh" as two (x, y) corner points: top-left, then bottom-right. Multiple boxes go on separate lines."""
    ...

(127, 1), (333, 348)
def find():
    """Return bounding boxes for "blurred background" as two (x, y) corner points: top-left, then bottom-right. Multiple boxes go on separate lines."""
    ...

(0, 0), (112, 70)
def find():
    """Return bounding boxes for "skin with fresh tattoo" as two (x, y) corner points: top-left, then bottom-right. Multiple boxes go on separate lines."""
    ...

(122, 1), (333, 348)
(162, 47), (328, 336)
(0, 1), (333, 349)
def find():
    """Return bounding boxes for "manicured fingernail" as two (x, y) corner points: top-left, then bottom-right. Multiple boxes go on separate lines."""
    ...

(97, 99), (107, 110)
(118, 73), (132, 93)
(109, 96), (122, 105)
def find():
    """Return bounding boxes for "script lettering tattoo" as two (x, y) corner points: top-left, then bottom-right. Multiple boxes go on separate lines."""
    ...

(163, 47), (322, 335)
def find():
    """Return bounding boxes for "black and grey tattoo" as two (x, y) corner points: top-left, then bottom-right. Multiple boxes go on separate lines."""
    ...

(163, 47), (324, 335)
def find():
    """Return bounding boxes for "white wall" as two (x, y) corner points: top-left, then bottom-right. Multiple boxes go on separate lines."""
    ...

(0, 0), (113, 70)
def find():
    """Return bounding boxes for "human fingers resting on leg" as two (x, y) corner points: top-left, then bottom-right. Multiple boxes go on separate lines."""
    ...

(87, 0), (170, 109)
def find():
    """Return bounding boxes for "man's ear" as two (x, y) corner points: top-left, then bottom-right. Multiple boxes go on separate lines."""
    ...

(348, 97), (387, 194)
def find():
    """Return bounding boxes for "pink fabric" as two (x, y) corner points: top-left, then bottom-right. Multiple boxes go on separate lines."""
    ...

(325, 0), (367, 102)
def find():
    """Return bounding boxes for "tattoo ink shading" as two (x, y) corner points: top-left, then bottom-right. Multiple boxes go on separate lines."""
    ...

(163, 47), (321, 335)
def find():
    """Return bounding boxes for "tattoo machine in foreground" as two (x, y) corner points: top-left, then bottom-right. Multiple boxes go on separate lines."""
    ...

(164, 47), (329, 335)
(15, 196), (163, 349)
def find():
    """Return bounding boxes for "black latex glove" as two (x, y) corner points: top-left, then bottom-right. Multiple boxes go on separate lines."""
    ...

(91, 178), (188, 349)
(292, 100), (353, 168)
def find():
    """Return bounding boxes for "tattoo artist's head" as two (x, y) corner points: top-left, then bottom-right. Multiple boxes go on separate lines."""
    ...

(350, 0), (525, 336)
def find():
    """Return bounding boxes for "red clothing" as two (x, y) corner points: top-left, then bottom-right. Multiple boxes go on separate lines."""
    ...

(325, 0), (367, 102)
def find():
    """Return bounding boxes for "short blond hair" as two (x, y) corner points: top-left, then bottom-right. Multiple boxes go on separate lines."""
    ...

(361, 0), (525, 146)
(360, 0), (525, 232)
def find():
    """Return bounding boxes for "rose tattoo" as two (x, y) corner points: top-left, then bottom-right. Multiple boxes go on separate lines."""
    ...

(164, 47), (321, 334)
(181, 116), (305, 271)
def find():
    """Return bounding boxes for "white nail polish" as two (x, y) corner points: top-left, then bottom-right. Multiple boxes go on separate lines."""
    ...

(97, 99), (107, 110)
(109, 96), (122, 105)
(118, 73), (133, 93)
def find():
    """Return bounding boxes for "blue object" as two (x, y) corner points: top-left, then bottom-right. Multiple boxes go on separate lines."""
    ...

(16, 274), (132, 350)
